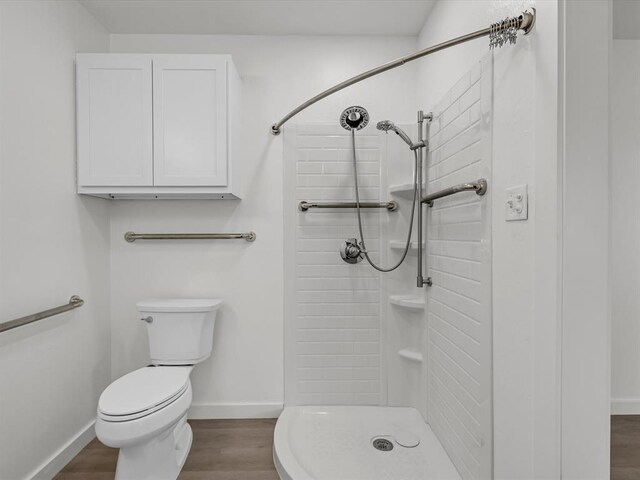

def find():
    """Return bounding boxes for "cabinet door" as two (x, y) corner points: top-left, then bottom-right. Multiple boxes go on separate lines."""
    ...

(153, 55), (228, 186)
(77, 55), (153, 186)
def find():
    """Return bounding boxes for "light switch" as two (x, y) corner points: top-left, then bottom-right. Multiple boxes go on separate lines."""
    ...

(505, 184), (528, 221)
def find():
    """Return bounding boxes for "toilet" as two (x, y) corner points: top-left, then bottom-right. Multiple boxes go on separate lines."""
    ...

(95, 298), (222, 480)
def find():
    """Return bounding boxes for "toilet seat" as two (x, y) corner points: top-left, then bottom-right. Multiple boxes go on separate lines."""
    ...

(99, 366), (192, 422)
(96, 379), (193, 450)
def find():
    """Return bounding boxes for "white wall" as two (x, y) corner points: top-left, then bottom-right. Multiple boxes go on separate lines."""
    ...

(108, 34), (418, 418)
(611, 39), (640, 415)
(613, 0), (640, 39)
(561, 1), (611, 478)
(418, 1), (562, 478)
(0, 2), (110, 479)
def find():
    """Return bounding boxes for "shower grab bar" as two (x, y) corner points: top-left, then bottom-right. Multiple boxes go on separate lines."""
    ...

(422, 179), (488, 207)
(124, 231), (256, 242)
(0, 296), (84, 333)
(299, 200), (398, 212)
(270, 10), (535, 135)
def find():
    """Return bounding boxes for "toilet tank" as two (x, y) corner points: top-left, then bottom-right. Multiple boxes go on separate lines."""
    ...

(136, 299), (223, 365)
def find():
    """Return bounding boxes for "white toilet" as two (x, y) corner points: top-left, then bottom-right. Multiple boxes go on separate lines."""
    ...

(95, 298), (222, 480)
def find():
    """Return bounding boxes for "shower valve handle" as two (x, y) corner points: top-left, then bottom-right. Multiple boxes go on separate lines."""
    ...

(341, 238), (364, 264)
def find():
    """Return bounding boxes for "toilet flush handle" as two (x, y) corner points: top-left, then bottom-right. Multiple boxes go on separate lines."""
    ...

(140, 316), (153, 323)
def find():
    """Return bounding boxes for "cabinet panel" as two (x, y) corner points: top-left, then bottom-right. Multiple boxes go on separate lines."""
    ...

(153, 56), (228, 186)
(77, 55), (153, 186)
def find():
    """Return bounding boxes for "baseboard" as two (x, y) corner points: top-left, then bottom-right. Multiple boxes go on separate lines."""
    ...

(30, 419), (95, 480)
(612, 398), (640, 415)
(189, 402), (283, 419)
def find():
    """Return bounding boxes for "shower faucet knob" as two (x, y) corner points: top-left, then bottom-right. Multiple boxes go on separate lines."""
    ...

(340, 238), (364, 264)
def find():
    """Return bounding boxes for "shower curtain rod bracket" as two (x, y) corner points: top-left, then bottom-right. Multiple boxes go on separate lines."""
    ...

(520, 8), (536, 34)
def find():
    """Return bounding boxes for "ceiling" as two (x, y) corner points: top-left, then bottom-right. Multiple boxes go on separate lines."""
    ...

(78, 0), (436, 36)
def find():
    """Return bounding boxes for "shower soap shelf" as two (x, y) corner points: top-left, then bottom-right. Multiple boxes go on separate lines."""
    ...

(398, 349), (423, 363)
(389, 240), (424, 253)
(388, 183), (426, 199)
(389, 295), (425, 310)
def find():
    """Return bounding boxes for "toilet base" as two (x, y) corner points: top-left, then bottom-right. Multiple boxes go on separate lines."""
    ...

(114, 414), (192, 480)
(174, 415), (193, 470)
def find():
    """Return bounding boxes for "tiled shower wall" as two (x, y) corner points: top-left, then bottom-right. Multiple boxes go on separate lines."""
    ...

(426, 57), (493, 479)
(284, 125), (383, 406)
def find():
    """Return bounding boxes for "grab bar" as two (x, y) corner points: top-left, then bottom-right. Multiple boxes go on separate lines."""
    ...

(299, 200), (398, 212)
(124, 231), (256, 242)
(422, 179), (488, 206)
(0, 296), (84, 333)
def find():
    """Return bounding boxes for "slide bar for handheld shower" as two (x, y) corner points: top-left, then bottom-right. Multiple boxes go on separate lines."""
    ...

(270, 10), (535, 135)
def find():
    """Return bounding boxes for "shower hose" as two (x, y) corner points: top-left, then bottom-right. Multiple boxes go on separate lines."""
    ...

(351, 129), (418, 272)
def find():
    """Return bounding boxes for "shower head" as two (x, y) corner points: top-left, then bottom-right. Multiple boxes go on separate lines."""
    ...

(340, 106), (369, 131)
(376, 120), (414, 149)
(375, 120), (395, 132)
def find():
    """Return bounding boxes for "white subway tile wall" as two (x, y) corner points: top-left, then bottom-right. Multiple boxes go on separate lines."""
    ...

(426, 57), (493, 480)
(289, 125), (383, 406)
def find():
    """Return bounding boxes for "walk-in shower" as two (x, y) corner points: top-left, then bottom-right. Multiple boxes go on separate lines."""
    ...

(276, 9), (534, 480)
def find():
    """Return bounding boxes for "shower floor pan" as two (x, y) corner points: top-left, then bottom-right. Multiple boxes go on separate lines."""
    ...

(273, 406), (460, 480)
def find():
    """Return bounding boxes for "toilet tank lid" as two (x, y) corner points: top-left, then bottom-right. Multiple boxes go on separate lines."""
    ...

(136, 298), (223, 313)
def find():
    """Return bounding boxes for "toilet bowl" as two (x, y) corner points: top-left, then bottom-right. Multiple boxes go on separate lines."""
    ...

(95, 299), (222, 480)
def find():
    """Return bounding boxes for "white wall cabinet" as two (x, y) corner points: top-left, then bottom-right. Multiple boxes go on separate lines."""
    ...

(76, 54), (241, 199)
(76, 55), (153, 187)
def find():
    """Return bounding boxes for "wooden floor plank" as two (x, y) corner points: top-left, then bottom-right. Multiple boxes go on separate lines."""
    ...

(53, 419), (278, 479)
(54, 415), (640, 479)
(611, 415), (640, 480)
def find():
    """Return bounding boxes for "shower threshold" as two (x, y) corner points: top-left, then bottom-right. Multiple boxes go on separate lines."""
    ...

(273, 406), (460, 480)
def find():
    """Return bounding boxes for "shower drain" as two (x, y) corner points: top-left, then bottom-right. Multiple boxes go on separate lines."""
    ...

(372, 438), (394, 451)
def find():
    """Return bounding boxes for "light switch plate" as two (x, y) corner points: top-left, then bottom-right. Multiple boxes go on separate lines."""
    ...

(505, 184), (528, 221)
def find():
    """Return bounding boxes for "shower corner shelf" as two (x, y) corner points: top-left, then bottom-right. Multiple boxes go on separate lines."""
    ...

(389, 240), (424, 252)
(398, 348), (424, 363)
(389, 294), (425, 310)
(388, 183), (425, 199)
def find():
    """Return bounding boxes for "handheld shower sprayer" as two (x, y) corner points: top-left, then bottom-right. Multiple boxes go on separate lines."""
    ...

(376, 120), (425, 151)
(376, 120), (413, 148)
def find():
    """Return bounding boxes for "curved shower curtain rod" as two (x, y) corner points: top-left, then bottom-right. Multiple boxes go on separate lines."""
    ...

(270, 9), (536, 135)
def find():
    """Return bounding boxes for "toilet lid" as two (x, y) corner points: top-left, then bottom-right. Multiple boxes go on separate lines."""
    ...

(99, 367), (191, 418)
